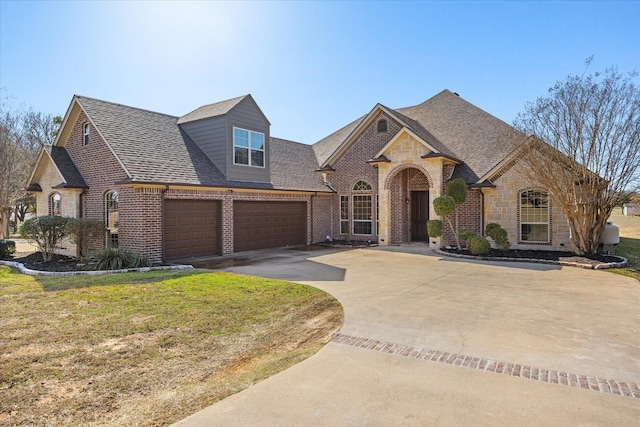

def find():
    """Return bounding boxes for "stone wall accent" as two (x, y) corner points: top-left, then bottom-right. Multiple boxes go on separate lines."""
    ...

(483, 163), (571, 250)
(32, 154), (82, 257)
(376, 131), (445, 248)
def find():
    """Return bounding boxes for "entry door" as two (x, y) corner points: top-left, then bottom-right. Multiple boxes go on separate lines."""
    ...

(411, 191), (429, 241)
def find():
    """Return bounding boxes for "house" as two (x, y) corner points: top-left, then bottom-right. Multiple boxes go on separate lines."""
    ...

(26, 90), (571, 262)
(623, 203), (640, 216)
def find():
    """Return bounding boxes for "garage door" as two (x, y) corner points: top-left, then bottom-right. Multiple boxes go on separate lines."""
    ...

(234, 201), (306, 252)
(164, 199), (221, 260)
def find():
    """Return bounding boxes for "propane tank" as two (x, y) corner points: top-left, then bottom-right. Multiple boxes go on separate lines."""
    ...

(600, 222), (620, 245)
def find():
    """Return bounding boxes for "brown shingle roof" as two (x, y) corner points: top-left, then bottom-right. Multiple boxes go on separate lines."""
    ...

(270, 138), (329, 192)
(49, 146), (88, 189)
(177, 95), (247, 124)
(75, 96), (327, 192)
(396, 90), (527, 182)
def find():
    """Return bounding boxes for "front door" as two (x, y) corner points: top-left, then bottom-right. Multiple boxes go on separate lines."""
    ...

(411, 191), (429, 241)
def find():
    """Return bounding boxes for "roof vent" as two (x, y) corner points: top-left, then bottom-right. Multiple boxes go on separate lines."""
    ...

(453, 92), (460, 96)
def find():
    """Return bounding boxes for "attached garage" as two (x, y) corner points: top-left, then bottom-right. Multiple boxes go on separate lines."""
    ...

(164, 199), (221, 260)
(234, 201), (307, 252)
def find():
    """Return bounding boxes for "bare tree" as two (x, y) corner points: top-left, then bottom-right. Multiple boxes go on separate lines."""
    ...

(0, 93), (60, 238)
(514, 62), (640, 255)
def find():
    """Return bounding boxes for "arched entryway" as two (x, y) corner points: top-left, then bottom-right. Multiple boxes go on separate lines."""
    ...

(384, 165), (433, 244)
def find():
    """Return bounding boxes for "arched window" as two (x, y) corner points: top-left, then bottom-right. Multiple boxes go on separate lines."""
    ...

(105, 190), (119, 247)
(352, 180), (372, 235)
(377, 119), (387, 133)
(353, 180), (372, 191)
(49, 193), (61, 216)
(520, 190), (549, 242)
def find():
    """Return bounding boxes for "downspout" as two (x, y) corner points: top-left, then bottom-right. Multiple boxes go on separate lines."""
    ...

(161, 185), (169, 263)
(310, 192), (316, 245)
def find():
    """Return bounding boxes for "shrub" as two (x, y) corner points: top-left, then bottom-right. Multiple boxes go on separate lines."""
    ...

(68, 218), (106, 260)
(458, 228), (476, 242)
(0, 240), (16, 259)
(427, 220), (443, 238)
(468, 235), (491, 255)
(485, 223), (510, 250)
(96, 247), (146, 270)
(19, 216), (72, 262)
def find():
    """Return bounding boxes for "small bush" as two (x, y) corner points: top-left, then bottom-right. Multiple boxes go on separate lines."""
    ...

(19, 216), (72, 262)
(68, 218), (106, 260)
(485, 223), (510, 250)
(0, 240), (16, 259)
(427, 220), (443, 238)
(458, 228), (476, 242)
(96, 247), (146, 270)
(468, 235), (491, 255)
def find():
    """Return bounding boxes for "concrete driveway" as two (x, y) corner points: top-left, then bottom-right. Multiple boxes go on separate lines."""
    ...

(174, 245), (640, 426)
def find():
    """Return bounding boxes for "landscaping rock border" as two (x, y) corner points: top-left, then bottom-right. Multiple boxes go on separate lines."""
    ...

(434, 249), (628, 269)
(0, 260), (194, 276)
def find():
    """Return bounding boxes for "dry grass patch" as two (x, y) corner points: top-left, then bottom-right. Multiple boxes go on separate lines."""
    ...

(0, 267), (343, 426)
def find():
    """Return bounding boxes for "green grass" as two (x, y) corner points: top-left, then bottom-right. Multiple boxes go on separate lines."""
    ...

(0, 267), (343, 426)
(609, 208), (640, 281)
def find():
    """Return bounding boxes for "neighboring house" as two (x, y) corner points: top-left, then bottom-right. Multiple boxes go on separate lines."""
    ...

(26, 90), (572, 262)
(623, 203), (640, 216)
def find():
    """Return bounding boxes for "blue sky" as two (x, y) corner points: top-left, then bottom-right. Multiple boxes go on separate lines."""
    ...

(1, 1), (638, 144)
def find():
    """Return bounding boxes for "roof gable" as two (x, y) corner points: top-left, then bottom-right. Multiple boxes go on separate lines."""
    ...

(177, 94), (270, 125)
(397, 90), (527, 183)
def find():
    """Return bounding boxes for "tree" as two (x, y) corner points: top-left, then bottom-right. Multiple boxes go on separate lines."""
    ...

(430, 178), (468, 250)
(514, 61), (640, 255)
(19, 215), (71, 262)
(0, 92), (60, 239)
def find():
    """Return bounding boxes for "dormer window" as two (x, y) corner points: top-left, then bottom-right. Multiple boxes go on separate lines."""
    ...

(83, 123), (90, 145)
(377, 119), (387, 133)
(233, 127), (265, 167)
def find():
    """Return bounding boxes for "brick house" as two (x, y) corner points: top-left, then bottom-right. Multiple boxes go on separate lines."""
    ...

(26, 90), (571, 262)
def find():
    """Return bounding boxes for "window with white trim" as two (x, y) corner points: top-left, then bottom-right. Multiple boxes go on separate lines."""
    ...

(520, 190), (549, 242)
(352, 180), (372, 235)
(340, 195), (349, 234)
(105, 190), (119, 247)
(83, 123), (90, 145)
(50, 193), (61, 216)
(233, 127), (265, 167)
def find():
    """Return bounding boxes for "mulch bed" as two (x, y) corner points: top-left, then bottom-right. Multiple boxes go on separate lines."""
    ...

(440, 248), (622, 267)
(8, 252), (97, 272)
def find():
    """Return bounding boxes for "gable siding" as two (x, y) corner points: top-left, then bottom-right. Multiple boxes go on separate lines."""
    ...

(179, 116), (228, 176)
(226, 98), (271, 182)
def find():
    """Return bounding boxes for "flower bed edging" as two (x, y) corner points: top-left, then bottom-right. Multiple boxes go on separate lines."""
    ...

(0, 260), (194, 276)
(434, 249), (628, 270)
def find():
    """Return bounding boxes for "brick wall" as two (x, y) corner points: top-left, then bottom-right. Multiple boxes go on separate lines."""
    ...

(442, 189), (482, 247)
(327, 112), (402, 241)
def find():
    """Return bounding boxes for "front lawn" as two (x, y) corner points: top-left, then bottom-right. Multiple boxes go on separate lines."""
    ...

(609, 208), (640, 280)
(0, 267), (343, 426)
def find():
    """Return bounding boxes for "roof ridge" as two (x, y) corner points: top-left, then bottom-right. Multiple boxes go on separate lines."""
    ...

(74, 95), (179, 119)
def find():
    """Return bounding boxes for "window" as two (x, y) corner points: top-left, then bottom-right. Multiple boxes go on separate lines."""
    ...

(353, 195), (372, 235)
(377, 119), (387, 133)
(50, 193), (61, 216)
(520, 190), (549, 242)
(340, 196), (349, 234)
(352, 180), (372, 235)
(105, 190), (119, 247)
(83, 123), (90, 145)
(233, 127), (265, 167)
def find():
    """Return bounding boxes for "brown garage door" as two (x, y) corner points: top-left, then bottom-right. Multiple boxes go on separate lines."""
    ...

(164, 199), (221, 260)
(234, 201), (306, 252)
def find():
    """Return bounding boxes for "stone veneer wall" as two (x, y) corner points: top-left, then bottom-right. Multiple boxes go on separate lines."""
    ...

(33, 154), (82, 257)
(376, 132), (444, 249)
(484, 163), (571, 251)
